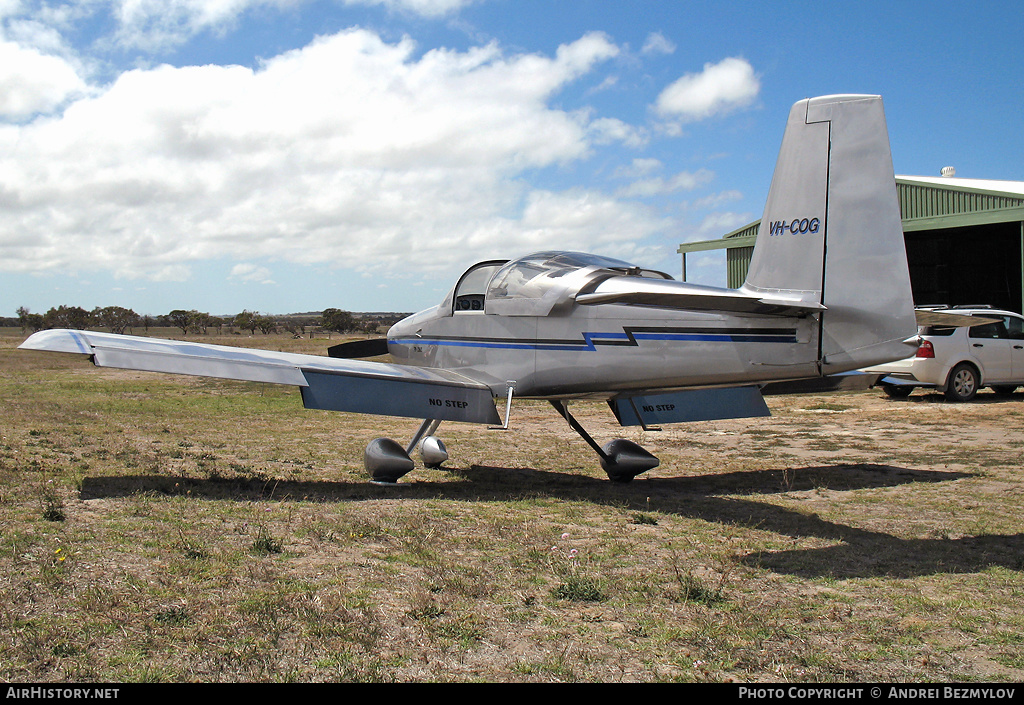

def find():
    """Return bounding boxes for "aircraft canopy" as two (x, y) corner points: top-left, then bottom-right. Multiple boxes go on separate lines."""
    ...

(486, 252), (672, 308)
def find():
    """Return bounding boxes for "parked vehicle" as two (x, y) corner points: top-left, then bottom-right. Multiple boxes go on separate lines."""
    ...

(867, 306), (1024, 401)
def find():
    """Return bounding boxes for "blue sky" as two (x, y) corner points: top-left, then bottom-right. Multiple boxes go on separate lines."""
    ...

(2, 0), (1022, 317)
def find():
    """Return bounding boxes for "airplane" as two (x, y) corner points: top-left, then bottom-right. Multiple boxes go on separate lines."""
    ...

(20, 94), (919, 485)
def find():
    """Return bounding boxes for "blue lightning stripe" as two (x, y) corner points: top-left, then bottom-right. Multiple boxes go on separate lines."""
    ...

(583, 332), (631, 348)
(392, 327), (796, 351)
(632, 332), (796, 344)
(402, 338), (590, 351)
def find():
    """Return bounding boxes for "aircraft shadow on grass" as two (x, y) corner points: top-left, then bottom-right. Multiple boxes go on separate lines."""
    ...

(77, 462), (1024, 579)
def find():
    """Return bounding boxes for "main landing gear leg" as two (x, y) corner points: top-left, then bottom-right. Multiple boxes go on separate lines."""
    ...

(364, 418), (448, 485)
(550, 401), (659, 483)
(407, 419), (448, 468)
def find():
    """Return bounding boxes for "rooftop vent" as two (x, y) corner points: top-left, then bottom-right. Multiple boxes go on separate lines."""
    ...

(941, 166), (956, 177)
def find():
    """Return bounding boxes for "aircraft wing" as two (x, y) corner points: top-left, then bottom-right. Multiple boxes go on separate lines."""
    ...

(608, 386), (771, 427)
(19, 329), (501, 425)
(575, 277), (824, 316)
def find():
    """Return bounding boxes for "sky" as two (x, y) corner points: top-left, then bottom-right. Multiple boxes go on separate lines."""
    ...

(2, 0), (1023, 317)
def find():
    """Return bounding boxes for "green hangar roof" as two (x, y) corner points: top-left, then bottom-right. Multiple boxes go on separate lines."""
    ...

(896, 176), (1024, 230)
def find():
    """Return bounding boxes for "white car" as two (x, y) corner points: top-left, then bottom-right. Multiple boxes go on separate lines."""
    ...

(868, 306), (1024, 401)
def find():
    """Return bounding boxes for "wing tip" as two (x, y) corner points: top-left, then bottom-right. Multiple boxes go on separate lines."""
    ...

(18, 329), (92, 355)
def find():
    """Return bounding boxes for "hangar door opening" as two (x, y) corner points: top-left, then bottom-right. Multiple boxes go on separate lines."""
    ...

(904, 221), (1023, 314)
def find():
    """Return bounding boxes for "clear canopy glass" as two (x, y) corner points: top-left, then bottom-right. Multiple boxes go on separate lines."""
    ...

(487, 251), (669, 302)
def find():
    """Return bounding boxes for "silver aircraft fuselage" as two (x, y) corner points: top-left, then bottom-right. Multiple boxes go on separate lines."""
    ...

(387, 253), (821, 399)
(389, 308), (818, 399)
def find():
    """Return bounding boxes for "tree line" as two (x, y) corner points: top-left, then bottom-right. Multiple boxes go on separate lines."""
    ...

(13, 305), (406, 336)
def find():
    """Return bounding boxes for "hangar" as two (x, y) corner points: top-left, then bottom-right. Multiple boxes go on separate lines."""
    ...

(678, 174), (1024, 314)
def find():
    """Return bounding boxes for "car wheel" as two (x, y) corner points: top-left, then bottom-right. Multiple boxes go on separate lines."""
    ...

(945, 363), (979, 402)
(992, 385), (1018, 395)
(882, 384), (913, 399)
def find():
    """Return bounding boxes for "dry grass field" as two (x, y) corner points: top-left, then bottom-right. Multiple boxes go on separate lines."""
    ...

(2, 328), (1024, 682)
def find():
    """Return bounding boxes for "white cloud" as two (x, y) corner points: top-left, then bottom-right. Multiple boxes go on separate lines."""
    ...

(692, 211), (753, 238)
(106, 0), (481, 49)
(616, 169), (714, 199)
(517, 189), (670, 260)
(641, 31), (675, 56)
(0, 37), (87, 118)
(0, 0), (23, 19)
(230, 263), (275, 284)
(0, 29), (665, 282)
(345, 0), (481, 18)
(109, 0), (281, 49)
(655, 56), (759, 122)
(688, 189), (743, 210)
(6, 17), (72, 53)
(150, 264), (193, 282)
(587, 116), (647, 147)
(613, 158), (662, 179)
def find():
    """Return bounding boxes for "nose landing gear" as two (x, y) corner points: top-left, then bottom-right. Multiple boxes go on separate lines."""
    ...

(550, 401), (658, 482)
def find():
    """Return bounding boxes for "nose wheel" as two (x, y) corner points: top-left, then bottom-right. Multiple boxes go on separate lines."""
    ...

(599, 438), (660, 482)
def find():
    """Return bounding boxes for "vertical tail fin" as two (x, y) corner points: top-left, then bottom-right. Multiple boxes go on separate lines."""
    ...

(741, 94), (916, 372)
